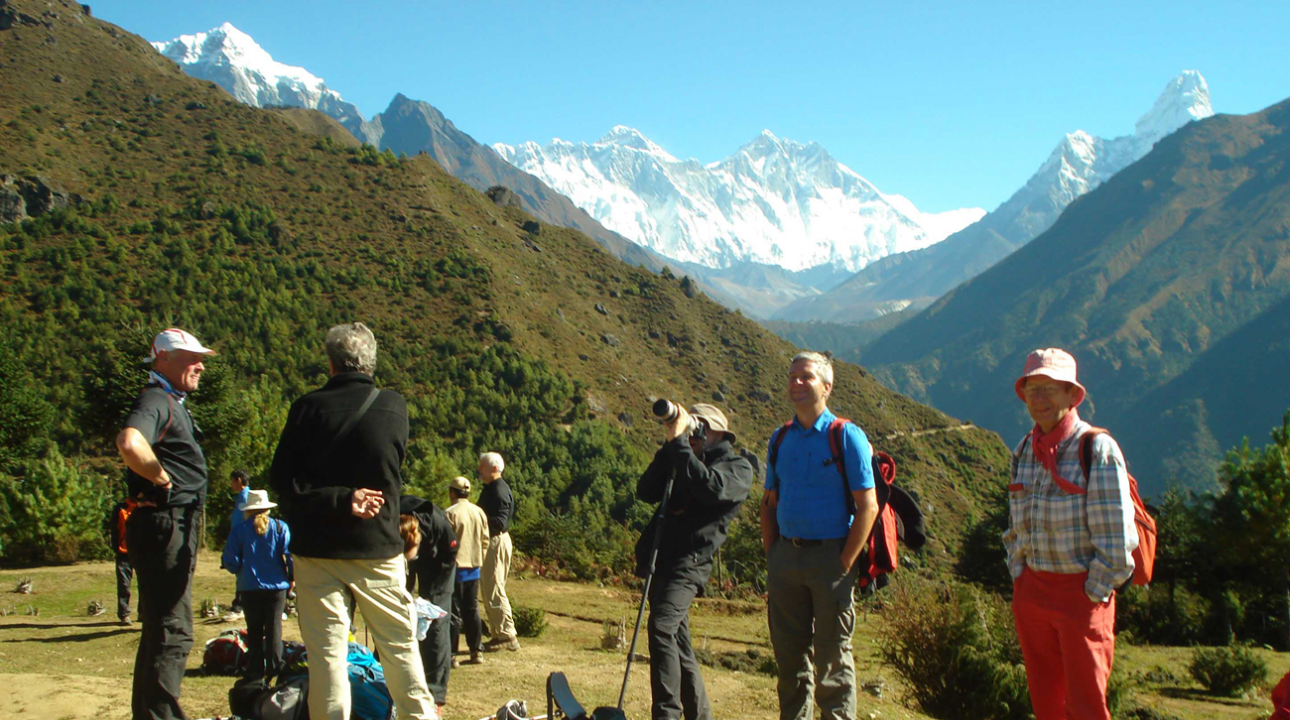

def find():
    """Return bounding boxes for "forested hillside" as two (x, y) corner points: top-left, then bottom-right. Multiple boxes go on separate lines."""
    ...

(0, 0), (1012, 578)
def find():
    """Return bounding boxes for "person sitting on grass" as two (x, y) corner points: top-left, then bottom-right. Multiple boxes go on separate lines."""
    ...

(222, 489), (293, 682)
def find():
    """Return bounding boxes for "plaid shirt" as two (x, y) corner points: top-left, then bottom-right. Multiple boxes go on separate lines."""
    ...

(1002, 419), (1138, 602)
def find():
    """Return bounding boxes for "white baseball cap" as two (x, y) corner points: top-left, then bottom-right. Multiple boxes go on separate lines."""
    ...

(150, 328), (217, 361)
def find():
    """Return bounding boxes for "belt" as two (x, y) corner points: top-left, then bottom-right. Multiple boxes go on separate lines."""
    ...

(782, 536), (828, 547)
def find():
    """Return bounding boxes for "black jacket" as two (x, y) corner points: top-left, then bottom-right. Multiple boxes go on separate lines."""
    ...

(634, 438), (753, 592)
(478, 477), (514, 537)
(402, 495), (458, 600)
(269, 372), (409, 560)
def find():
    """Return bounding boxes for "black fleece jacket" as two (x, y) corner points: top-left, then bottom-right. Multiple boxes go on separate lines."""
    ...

(402, 494), (458, 600)
(270, 372), (408, 560)
(634, 437), (753, 592)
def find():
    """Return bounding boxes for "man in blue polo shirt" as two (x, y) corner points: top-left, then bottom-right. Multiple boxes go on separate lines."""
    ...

(759, 351), (879, 720)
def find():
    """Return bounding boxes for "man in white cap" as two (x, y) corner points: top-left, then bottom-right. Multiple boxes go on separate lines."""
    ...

(115, 327), (216, 720)
(1004, 348), (1138, 720)
(637, 402), (752, 720)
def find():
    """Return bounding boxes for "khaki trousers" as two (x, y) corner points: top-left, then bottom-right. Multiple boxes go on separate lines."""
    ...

(481, 531), (516, 639)
(295, 555), (437, 720)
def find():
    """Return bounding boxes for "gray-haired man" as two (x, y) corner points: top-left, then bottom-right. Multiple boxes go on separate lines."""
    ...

(270, 322), (437, 720)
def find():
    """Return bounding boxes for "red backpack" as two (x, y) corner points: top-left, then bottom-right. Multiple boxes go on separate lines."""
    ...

(1079, 428), (1156, 586)
(1038, 427), (1157, 586)
(769, 417), (925, 589)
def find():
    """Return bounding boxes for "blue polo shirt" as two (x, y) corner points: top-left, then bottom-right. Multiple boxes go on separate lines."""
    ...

(765, 408), (874, 540)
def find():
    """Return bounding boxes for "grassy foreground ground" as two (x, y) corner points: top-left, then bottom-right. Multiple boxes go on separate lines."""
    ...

(0, 556), (1283, 720)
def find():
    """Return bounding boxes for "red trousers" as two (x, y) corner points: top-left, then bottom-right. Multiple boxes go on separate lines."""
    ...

(1271, 668), (1290, 720)
(1012, 567), (1115, 720)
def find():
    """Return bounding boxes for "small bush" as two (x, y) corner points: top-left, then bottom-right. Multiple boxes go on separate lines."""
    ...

(514, 605), (548, 638)
(877, 578), (1031, 720)
(1187, 643), (1268, 696)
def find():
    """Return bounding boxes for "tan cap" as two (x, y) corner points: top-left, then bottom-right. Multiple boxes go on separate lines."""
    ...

(689, 403), (735, 444)
(448, 476), (471, 493)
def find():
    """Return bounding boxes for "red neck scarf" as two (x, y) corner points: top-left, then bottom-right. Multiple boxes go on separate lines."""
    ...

(1031, 408), (1080, 480)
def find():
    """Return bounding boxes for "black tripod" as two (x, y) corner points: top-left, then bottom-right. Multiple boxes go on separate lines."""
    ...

(616, 471), (676, 711)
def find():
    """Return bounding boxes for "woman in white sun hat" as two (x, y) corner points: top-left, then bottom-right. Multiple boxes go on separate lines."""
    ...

(222, 488), (293, 681)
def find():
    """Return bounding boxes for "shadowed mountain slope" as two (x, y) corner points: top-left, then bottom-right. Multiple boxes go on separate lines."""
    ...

(866, 100), (1290, 494)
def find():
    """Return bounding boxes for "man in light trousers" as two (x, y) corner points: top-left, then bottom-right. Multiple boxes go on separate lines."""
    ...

(270, 322), (437, 720)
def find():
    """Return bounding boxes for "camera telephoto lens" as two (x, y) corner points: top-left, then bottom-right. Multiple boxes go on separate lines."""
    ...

(653, 399), (680, 422)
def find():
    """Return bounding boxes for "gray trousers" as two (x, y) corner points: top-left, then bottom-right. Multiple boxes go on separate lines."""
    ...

(767, 537), (859, 720)
(647, 575), (712, 720)
(115, 551), (133, 620)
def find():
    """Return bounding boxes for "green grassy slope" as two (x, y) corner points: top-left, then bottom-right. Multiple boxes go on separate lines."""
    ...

(0, 0), (1010, 573)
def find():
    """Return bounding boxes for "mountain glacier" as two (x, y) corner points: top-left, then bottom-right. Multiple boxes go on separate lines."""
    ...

(494, 128), (984, 273)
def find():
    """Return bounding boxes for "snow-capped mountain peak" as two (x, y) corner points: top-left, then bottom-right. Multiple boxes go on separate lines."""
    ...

(594, 125), (677, 162)
(1134, 70), (1213, 152)
(494, 127), (984, 272)
(151, 24), (366, 132)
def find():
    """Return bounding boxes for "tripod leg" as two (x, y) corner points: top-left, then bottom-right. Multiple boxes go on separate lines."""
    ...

(618, 474), (676, 710)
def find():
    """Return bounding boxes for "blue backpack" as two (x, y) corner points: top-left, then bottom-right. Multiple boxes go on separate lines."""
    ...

(346, 642), (394, 720)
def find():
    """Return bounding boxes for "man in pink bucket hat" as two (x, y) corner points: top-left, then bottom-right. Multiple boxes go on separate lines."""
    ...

(1004, 348), (1138, 720)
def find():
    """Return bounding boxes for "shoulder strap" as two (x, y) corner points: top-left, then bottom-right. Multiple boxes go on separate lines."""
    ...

(144, 385), (179, 443)
(331, 387), (381, 449)
(1079, 427), (1110, 482)
(767, 420), (793, 472)
(827, 418), (851, 490)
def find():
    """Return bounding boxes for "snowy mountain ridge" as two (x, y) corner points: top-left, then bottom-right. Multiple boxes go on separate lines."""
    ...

(151, 23), (367, 133)
(494, 128), (985, 273)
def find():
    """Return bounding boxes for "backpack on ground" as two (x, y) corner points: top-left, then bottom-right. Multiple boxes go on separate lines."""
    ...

(347, 642), (394, 720)
(1077, 427), (1157, 587)
(258, 674), (311, 720)
(282, 639), (308, 674)
(769, 417), (926, 590)
(202, 627), (249, 676)
(229, 673), (311, 720)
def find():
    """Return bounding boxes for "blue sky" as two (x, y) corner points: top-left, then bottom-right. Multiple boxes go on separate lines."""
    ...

(99, 1), (1289, 214)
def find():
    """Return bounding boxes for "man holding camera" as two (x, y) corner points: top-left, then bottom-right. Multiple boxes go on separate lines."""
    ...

(637, 402), (753, 720)
(760, 351), (879, 720)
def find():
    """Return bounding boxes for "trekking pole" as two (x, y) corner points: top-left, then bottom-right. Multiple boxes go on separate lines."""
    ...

(617, 473), (676, 710)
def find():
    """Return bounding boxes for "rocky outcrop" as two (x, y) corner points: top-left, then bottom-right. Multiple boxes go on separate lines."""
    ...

(0, 175), (82, 223)
(486, 185), (522, 209)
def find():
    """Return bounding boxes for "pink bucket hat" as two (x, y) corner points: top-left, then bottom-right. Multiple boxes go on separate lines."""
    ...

(1014, 348), (1086, 406)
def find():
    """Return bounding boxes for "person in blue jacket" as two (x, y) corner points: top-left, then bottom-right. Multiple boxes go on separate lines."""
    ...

(222, 489), (293, 681)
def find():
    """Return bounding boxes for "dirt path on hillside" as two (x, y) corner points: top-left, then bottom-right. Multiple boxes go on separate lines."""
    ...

(881, 423), (975, 441)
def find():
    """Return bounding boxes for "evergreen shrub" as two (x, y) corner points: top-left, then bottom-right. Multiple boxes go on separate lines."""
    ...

(513, 605), (547, 638)
(876, 577), (1030, 720)
(1187, 643), (1268, 696)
